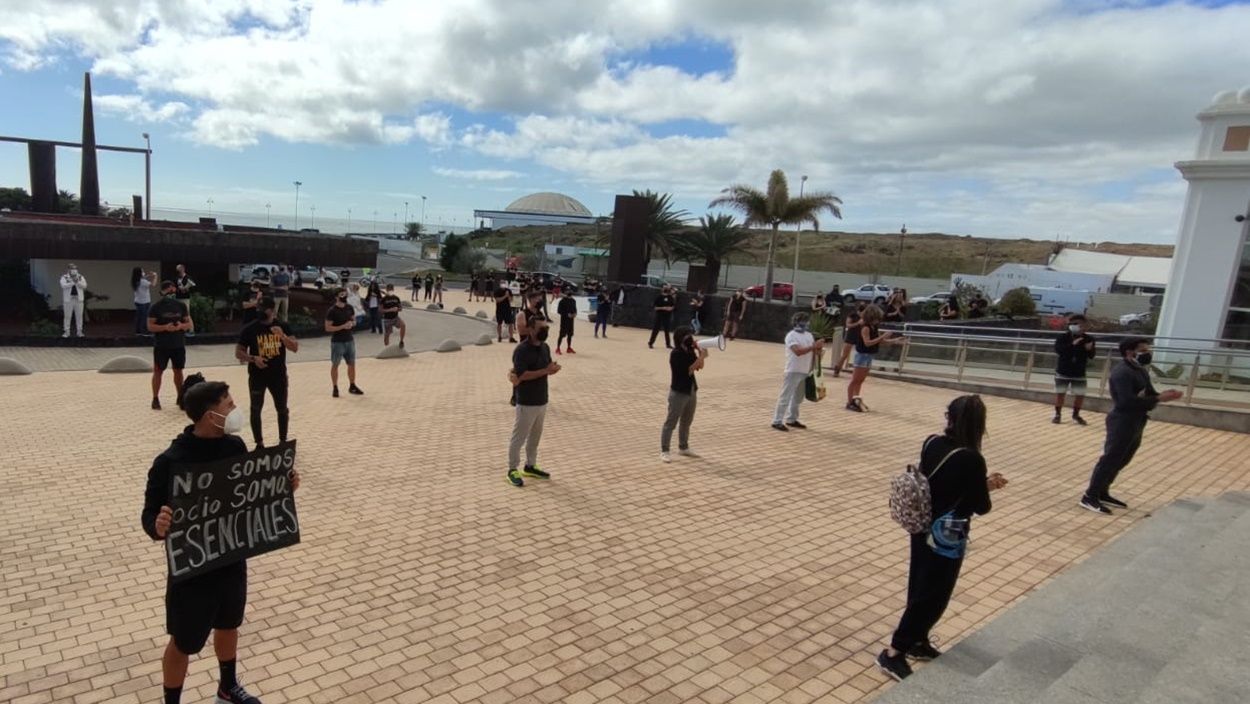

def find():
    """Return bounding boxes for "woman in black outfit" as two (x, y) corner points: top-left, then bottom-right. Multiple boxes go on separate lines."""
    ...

(884, 292), (906, 324)
(878, 395), (1008, 681)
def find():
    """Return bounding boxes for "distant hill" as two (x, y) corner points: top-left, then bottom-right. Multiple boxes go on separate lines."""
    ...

(463, 224), (1173, 279)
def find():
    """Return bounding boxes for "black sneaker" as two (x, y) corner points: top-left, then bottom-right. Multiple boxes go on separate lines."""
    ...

(215, 683), (262, 703)
(845, 401), (864, 413)
(1101, 494), (1128, 509)
(151, 397), (161, 410)
(771, 422), (789, 432)
(332, 386), (340, 398)
(506, 469), (524, 487)
(1052, 414), (1061, 424)
(1073, 414), (1088, 426)
(907, 639), (942, 661)
(785, 421), (807, 429)
(521, 465), (550, 479)
(876, 650), (913, 682)
(1079, 496), (1112, 515)
(349, 384), (364, 395)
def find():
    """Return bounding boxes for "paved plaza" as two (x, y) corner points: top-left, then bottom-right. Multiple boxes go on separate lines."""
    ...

(2, 326), (1249, 704)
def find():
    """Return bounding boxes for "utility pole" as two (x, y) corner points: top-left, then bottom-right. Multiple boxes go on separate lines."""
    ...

(792, 175), (807, 296)
(265, 202), (271, 227)
(896, 224), (907, 276)
(293, 181), (302, 229)
(141, 132), (151, 220)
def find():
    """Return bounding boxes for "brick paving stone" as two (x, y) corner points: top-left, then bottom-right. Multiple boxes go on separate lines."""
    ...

(1, 326), (1248, 703)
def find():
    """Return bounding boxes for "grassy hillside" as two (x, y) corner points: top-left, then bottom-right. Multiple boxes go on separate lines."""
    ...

(464, 224), (1173, 279)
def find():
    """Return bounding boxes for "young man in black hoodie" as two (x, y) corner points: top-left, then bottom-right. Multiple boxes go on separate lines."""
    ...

(1053, 314), (1096, 425)
(555, 287), (577, 355)
(1079, 338), (1182, 515)
(141, 379), (301, 704)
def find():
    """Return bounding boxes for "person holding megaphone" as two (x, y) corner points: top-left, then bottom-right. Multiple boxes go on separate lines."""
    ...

(661, 327), (708, 463)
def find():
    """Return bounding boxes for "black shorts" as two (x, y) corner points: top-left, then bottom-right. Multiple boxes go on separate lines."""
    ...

(166, 560), (247, 654)
(496, 307), (515, 324)
(154, 347), (187, 371)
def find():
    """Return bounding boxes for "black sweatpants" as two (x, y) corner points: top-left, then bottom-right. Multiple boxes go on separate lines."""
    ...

(1084, 415), (1146, 500)
(649, 314), (672, 347)
(248, 373), (290, 446)
(558, 319), (574, 347)
(891, 533), (964, 651)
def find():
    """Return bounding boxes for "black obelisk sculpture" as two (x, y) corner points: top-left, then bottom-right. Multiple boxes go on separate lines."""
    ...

(79, 72), (100, 215)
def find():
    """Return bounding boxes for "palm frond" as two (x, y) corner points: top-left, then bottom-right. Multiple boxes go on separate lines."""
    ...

(782, 193), (844, 230)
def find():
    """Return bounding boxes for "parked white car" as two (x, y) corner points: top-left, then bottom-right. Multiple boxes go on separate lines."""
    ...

(1120, 311), (1153, 328)
(844, 284), (893, 304)
(910, 291), (953, 304)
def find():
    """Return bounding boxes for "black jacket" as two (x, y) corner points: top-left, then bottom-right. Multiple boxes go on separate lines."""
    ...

(141, 426), (248, 541)
(1054, 332), (1096, 378)
(1107, 360), (1159, 421)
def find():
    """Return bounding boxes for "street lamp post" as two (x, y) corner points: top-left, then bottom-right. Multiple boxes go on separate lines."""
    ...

(897, 225), (907, 276)
(206, 198), (214, 216)
(421, 195), (427, 225)
(347, 208), (352, 233)
(265, 202), (271, 227)
(393, 212), (398, 235)
(404, 201), (409, 228)
(791, 175), (808, 299)
(141, 132), (151, 220)
(310, 205), (316, 229)
(293, 181), (302, 229)
(373, 210), (378, 233)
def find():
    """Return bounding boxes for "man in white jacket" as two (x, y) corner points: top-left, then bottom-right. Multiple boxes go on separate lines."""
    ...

(60, 263), (87, 337)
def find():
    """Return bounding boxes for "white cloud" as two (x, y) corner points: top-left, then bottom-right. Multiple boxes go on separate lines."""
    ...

(2, 0), (1248, 241)
(432, 167), (524, 181)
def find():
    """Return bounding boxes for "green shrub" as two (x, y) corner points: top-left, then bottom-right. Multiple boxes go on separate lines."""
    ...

(188, 293), (217, 333)
(996, 287), (1036, 318)
(808, 311), (838, 341)
(918, 300), (942, 321)
(27, 319), (62, 337)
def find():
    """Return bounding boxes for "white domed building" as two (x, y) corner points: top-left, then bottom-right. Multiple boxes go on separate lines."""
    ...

(474, 192), (598, 229)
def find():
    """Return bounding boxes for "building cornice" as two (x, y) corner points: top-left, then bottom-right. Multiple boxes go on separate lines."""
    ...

(1175, 160), (1250, 180)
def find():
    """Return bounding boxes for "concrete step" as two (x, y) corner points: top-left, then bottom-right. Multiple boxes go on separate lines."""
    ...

(873, 493), (1250, 704)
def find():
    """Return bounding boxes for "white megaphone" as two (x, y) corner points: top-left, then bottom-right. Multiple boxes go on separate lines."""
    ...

(697, 335), (726, 351)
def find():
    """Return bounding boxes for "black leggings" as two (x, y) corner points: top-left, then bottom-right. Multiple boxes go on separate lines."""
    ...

(248, 373), (289, 446)
(558, 320), (574, 347)
(890, 532), (964, 651)
(649, 314), (672, 347)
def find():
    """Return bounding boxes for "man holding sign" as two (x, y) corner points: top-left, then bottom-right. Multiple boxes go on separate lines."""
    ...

(141, 379), (301, 704)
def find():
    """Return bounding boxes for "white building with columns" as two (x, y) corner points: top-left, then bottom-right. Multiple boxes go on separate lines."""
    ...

(1156, 88), (1250, 348)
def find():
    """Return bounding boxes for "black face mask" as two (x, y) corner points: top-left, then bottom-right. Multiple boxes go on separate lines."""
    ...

(337, 296), (348, 304)
(535, 328), (550, 342)
(1135, 352), (1153, 366)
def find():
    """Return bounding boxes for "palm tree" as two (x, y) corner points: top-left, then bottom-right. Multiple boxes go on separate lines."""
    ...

(671, 214), (751, 293)
(709, 170), (842, 302)
(404, 221), (423, 241)
(632, 190), (689, 270)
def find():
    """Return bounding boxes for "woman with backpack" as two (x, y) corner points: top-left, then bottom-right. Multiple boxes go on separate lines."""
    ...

(878, 395), (1008, 681)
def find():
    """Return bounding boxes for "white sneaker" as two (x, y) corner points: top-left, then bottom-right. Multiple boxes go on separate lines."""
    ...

(660, 452), (672, 463)
(62, 332), (69, 338)
(678, 449), (700, 458)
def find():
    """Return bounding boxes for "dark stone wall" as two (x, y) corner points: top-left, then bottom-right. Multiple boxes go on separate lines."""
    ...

(0, 218), (378, 267)
(609, 286), (802, 343)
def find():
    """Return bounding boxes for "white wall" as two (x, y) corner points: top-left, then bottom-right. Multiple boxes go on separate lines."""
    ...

(950, 265), (1114, 299)
(31, 259), (161, 311)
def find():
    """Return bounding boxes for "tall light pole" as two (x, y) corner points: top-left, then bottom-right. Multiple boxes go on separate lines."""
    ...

(141, 132), (151, 220)
(421, 195), (427, 225)
(373, 210), (378, 233)
(293, 181), (302, 229)
(791, 175), (808, 299)
(393, 211), (398, 235)
(265, 202), (271, 227)
(404, 200), (409, 228)
(897, 224), (907, 276)
(310, 205), (316, 229)
(347, 208), (352, 233)
(206, 198), (214, 215)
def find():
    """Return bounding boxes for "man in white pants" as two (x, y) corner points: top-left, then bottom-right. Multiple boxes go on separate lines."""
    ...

(60, 263), (87, 337)
(772, 312), (822, 432)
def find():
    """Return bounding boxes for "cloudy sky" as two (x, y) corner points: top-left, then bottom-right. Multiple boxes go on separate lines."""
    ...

(1, 0), (1247, 242)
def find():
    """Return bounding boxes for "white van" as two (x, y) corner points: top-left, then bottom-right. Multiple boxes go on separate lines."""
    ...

(1025, 286), (1091, 316)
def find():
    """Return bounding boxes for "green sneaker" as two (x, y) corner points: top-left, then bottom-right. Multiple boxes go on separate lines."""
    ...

(521, 465), (550, 479)
(506, 469), (524, 487)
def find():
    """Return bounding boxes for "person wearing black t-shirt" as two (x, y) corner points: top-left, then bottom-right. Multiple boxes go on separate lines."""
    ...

(846, 305), (903, 412)
(1053, 314), (1096, 425)
(834, 302), (865, 376)
(506, 320), (559, 487)
(381, 284), (406, 347)
(142, 379), (301, 704)
(594, 288), (611, 338)
(723, 289), (747, 340)
(495, 284), (517, 342)
(555, 288), (578, 355)
(423, 273), (433, 301)
(878, 395), (1007, 682)
(661, 327), (707, 463)
(648, 286), (677, 349)
(690, 291), (705, 335)
(148, 281), (193, 411)
(235, 298), (298, 447)
(325, 290), (363, 398)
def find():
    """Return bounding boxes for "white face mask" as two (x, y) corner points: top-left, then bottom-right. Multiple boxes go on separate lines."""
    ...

(211, 408), (246, 434)
(1068, 324), (1081, 334)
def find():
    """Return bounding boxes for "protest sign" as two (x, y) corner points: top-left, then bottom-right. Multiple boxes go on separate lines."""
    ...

(165, 440), (300, 583)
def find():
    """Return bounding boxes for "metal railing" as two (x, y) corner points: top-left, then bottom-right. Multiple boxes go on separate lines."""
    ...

(884, 329), (1250, 411)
